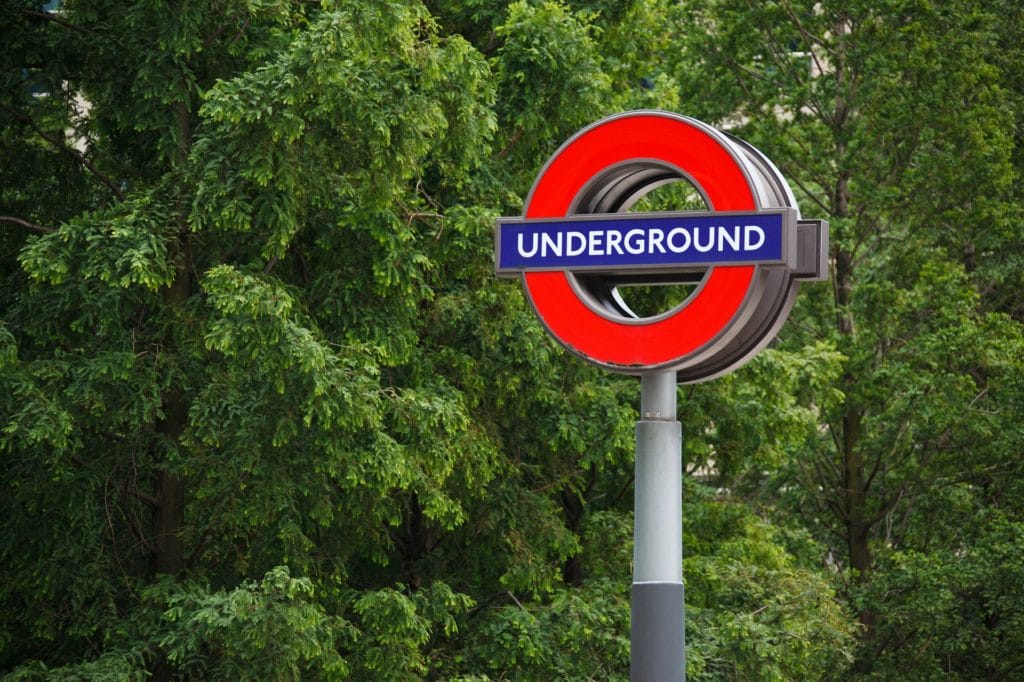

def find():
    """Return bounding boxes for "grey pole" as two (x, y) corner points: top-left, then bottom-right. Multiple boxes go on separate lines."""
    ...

(632, 371), (685, 681)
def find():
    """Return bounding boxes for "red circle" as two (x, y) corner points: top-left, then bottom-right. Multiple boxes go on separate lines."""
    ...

(522, 113), (757, 369)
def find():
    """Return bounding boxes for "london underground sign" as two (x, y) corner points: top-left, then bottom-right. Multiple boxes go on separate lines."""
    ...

(495, 110), (827, 382)
(495, 111), (828, 682)
(496, 209), (793, 272)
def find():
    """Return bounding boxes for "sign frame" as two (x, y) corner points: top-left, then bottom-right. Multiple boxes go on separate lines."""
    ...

(495, 207), (799, 275)
(496, 110), (827, 381)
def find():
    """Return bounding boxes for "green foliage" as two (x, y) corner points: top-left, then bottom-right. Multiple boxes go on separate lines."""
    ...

(684, 485), (855, 680)
(452, 578), (631, 680)
(669, 0), (1024, 675)
(156, 566), (350, 680)
(2, 0), (1021, 679)
(20, 195), (176, 292)
(349, 581), (473, 679)
(495, 1), (611, 166)
(857, 511), (1024, 679)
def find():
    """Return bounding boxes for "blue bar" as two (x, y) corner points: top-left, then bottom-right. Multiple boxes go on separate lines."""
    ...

(497, 211), (786, 274)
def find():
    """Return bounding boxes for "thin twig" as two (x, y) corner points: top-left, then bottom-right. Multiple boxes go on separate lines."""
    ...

(785, 169), (832, 216)
(867, 487), (905, 527)
(0, 215), (56, 234)
(19, 8), (96, 35)
(0, 101), (126, 201)
(497, 128), (523, 158)
(506, 591), (526, 610)
(126, 486), (159, 508)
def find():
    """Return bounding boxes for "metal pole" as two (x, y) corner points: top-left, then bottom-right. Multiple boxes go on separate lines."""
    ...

(632, 371), (685, 681)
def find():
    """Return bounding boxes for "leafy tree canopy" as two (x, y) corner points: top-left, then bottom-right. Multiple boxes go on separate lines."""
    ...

(2, 0), (1021, 679)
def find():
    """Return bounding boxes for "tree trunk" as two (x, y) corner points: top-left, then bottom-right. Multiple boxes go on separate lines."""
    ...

(151, 263), (190, 577)
(403, 493), (431, 591)
(834, 169), (877, 659)
(150, 259), (190, 682)
(151, 99), (193, 578)
(561, 475), (588, 588)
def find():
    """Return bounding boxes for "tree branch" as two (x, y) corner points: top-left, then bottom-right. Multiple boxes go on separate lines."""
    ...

(825, 493), (851, 524)
(778, 127), (836, 192)
(506, 590), (527, 610)
(0, 215), (55, 234)
(787, 173), (832, 216)
(865, 420), (911, 491)
(126, 486), (159, 509)
(866, 486), (906, 527)
(780, 0), (832, 76)
(19, 8), (96, 36)
(751, 17), (833, 127)
(497, 128), (523, 158)
(0, 101), (126, 201)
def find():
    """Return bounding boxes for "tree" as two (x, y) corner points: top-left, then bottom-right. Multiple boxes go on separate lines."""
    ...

(0, 0), (923, 679)
(669, 0), (1024, 674)
(3, 1), (499, 677)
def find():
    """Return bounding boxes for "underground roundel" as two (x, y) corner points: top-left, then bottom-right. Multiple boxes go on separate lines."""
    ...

(495, 111), (829, 382)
